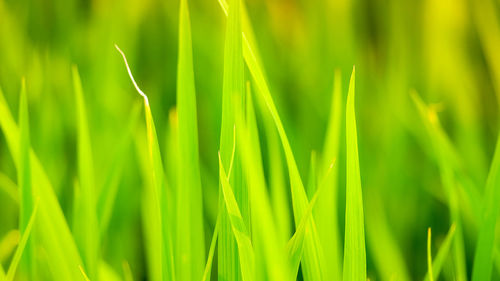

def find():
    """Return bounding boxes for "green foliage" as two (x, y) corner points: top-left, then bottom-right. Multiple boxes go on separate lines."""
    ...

(1, 0), (500, 281)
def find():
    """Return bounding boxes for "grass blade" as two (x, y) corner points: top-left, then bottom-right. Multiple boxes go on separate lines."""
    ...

(72, 65), (100, 280)
(318, 70), (343, 281)
(176, 0), (205, 279)
(6, 200), (38, 281)
(115, 45), (176, 281)
(343, 67), (366, 281)
(423, 224), (456, 281)
(471, 135), (500, 281)
(17, 78), (34, 279)
(218, 0), (248, 279)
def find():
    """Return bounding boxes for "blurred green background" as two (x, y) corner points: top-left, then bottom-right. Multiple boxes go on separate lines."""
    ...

(1, 0), (500, 279)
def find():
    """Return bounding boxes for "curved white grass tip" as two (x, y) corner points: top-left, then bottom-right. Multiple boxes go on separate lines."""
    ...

(114, 44), (149, 106)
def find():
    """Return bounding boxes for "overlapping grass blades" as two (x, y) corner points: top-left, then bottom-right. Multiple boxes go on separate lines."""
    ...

(218, 0), (248, 279)
(423, 224), (456, 281)
(0, 86), (84, 280)
(17, 78), (34, 279)
(235, 87), (291, 281)
(342, 67), (366, 281)
(5, 200), (38, 281)
(176, 0), (205, 279)
(471, 135), (500, 281)
(218, 2), (326, 278)
(218, 152), (255, 281)
(115, 45), (176, 281)
(411, 93), (467, 281)
(72, 66), (100, 280)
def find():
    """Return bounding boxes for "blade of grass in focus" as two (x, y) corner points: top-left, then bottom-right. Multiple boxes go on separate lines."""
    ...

(318, 70), (343, 281)
(176, 0), (205, 279)
(471, 135), (500, 281)
(423, 224), (456, 281)
(6, 200), (38, 281)
(0, 86), (84, 280)
(72, 65), (100, 280)
(135, 128), (163, 281)
(115, 45), (176, 281)
(218, 0), (248, 279)
(343, 67), (366, 281)
(17, 78), (34, 279)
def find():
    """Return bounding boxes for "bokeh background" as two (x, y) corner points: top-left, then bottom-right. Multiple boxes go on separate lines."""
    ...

(1, 0), (500, 280)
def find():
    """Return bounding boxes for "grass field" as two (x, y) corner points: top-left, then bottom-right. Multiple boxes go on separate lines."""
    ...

(1, 0), (500, 280)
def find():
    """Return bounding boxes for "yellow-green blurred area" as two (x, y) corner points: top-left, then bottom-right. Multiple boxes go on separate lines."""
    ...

(1, 0), (500, 280)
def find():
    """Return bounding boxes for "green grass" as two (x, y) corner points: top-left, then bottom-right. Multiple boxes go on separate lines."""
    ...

(1, 0), (500, 280)
(342, 67), (366, 281)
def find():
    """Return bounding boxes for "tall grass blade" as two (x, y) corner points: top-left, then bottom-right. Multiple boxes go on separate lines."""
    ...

(218, 0), (248, 279)
(176, 0), (205, 279)
(318, 70), (343, 281)
(17, 78), (34, 279)
(343, 67), (366, 281)
(72, 65), (100, 280)
(115, 45), (176, 281)
(471, 135), (500, 281)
